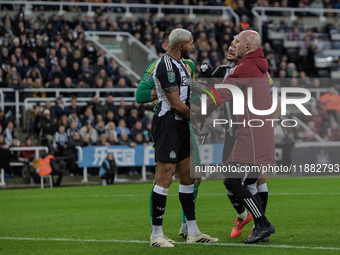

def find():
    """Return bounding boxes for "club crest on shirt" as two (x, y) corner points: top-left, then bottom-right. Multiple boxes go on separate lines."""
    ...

(143, 73), (153, 83)
(181, 76), (191, 86)
(169, 150), (176, 159)
(168, 72), (175, 83)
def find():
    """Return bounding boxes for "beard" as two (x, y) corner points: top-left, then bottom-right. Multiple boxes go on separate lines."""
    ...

(181, 49), (191, 59)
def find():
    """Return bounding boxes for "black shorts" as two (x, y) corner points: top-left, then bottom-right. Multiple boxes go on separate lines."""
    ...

(151, 112), (190, 163)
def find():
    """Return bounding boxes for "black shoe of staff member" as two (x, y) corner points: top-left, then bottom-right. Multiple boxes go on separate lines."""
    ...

(242, 223), (275, 244)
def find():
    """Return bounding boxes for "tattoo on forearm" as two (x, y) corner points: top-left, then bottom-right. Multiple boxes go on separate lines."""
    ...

(164, 86), (178, 94)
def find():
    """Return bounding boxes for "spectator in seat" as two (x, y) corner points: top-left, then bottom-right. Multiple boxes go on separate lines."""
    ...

(0, 134), (11, 175)
(114, 67), (132, 87)
(20, 136), (35, 162)
(54, 96), (68, 120)
(105, 121), (118, 143)
(36, 58), (49, 83)
(80, 107), (95, 126)
(114, 78), (134, 98)
(10, 137), (29, 177)
(64, 131), (83, 176)
(118, 132), (133, 146)
(143, 122), (152, 144)
(319, 87), (340, 122)
(32, 78), (46, 98)
(327, 122), (340, 141)
(80, 120), (98, 144)
(97, 133), (110, 146)
(116, 119), (130, 136)
(107, 58), (119, 79)
(47, 76), (61, 89)
(3, 121), (18, 145)
(99, 152), (117, 185)
(287, 27), (302, 41)
(131, 120), (143, 138)
(105, 110), (115, 125)
(67, 97), (80, 116)
(66, 121), (79, 138)
(39, 151), (63, 187)
(18, 58), (31, 79)
(40, 108), (58, 147)
(52, 125), (68, 157)
(127, 109), (138, 129)
(70, 62), (82, 83)
(76, 79), (92, 98)
(95, 120), (106, 137)
(103, 95), (116, 116)
(114, 107), (127, 127)
(68, 110), (82, 130)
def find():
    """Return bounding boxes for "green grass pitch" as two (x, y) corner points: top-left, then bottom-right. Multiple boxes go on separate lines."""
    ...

(1, 177), (340, 255)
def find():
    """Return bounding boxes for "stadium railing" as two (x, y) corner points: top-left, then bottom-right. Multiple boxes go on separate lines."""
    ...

(0, 87), (137, 126)
(252, 7), (340, 38)
(0, 1), (239, 28)
(0, 146), (49, 186)
(0, 90), (4, 113)
(23, 96), (136, 129)
(84, 32), (142, 82)
(85, 31), (158, 77)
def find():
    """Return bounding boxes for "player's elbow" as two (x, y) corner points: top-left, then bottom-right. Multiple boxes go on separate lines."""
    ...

(135, 91), (147, 104)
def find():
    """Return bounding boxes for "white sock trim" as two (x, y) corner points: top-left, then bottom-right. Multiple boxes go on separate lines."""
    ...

(238, 210), (248, 221)
(186, 220), (201, 236)
(151, 225), (163, 238)
(179, 184), (194, 194)
(257, 183), (268, 193)
(154, 185), (168, 196)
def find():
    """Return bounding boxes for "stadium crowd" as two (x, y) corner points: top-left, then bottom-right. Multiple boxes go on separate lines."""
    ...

(1, 0), (340, 178)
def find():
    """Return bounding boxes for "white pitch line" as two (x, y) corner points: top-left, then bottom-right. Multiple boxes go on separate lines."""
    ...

(4, 192), (340, 199)
(0, 237), (339, 251)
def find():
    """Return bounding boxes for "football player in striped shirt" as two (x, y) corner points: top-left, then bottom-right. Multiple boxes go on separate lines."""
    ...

(136, 28), (206, 246)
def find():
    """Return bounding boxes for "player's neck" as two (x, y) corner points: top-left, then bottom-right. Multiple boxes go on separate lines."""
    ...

(166, 50), (181, 62)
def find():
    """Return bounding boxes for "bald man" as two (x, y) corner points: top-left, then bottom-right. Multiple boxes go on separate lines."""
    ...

(150, 28), (217, 247)
(200, 30), (276, 244)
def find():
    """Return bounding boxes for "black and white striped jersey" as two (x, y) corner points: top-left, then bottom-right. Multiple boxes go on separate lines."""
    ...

(153, 53), (191, 120)
(212, 62), (235, 81)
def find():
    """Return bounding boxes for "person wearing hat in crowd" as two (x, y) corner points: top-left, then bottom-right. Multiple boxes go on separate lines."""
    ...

(40, 108), (58, 147)
(68, 109), (82, 129)
(1, 48), (10, 65)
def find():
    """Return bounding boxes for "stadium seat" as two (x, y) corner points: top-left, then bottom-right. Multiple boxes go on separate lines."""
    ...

(331, 41), (340, 49)
(286, 48), (299, 62)
(40, 174), (53, 189)
(317, 69), (330, 78)
(272, 40), (284, 54)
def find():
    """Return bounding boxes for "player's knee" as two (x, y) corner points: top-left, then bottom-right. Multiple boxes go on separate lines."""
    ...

(224, 178), (240, 193)
(155, 165), (175, 188)
(194, 178), (202, 184)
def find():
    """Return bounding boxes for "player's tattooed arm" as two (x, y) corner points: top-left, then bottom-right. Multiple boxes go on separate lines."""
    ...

(163, 85), (190, 120)
(163, 86), (179, 94)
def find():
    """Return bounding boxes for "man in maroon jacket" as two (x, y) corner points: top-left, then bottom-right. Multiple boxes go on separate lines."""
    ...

(197, 30), (276, 244)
